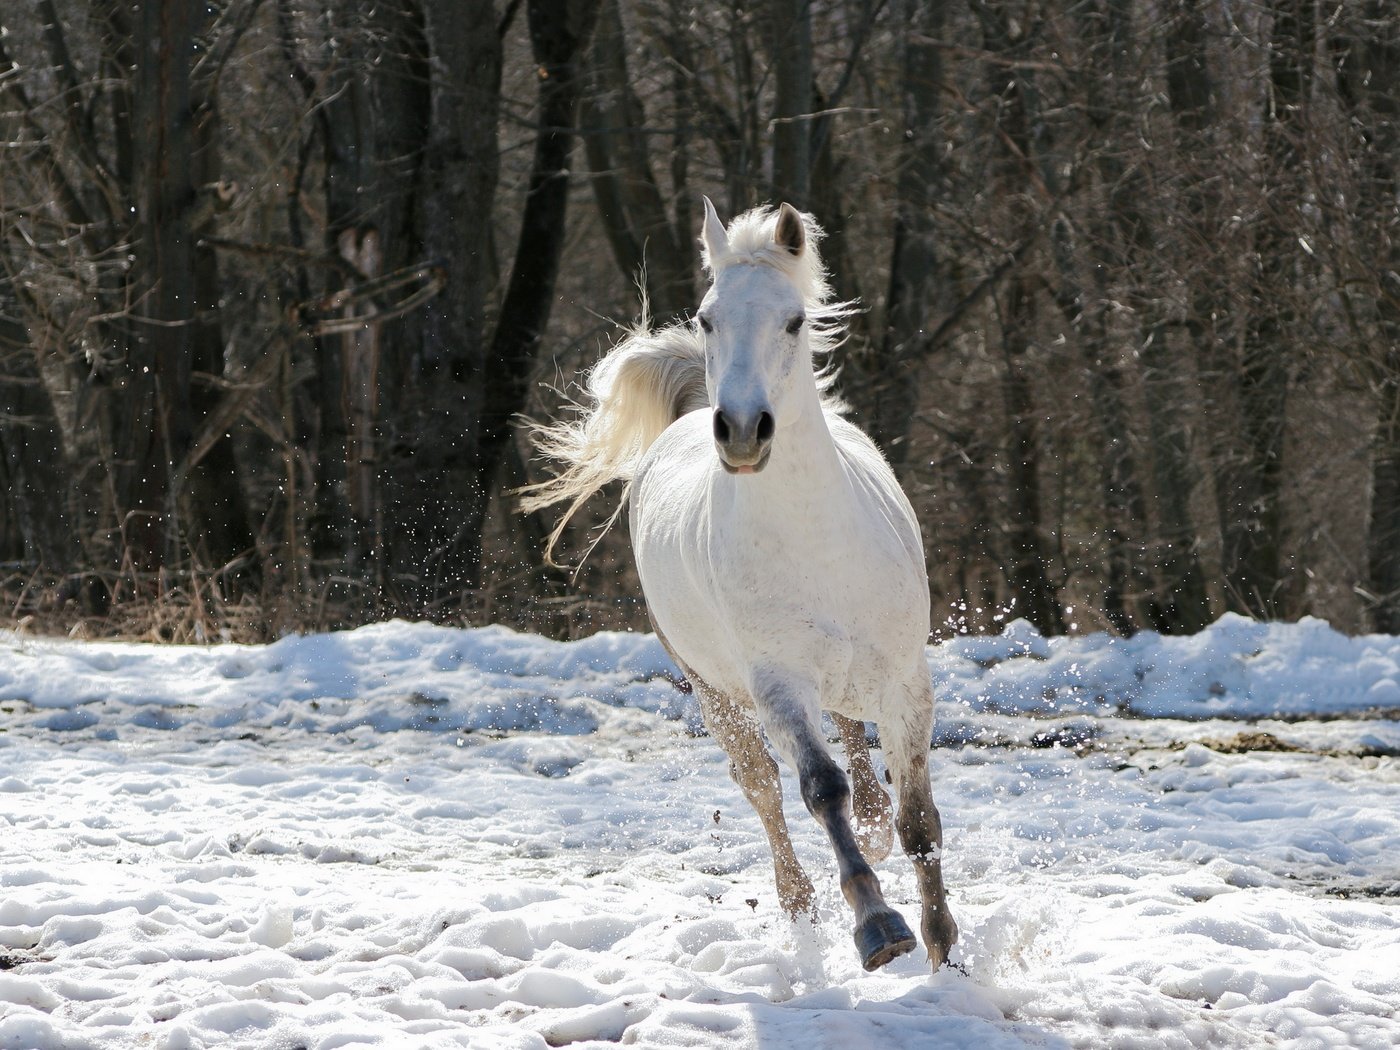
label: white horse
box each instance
[524,199,958,971]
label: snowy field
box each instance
[1,613,1398,1049]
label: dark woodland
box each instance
[0,0,1396,642]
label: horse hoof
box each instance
[854,908,917,971]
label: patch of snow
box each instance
[0,616,1397,1048]
[933,613,1400,719]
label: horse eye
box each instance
[697,315,713,334]
[786,315,804,335]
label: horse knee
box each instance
[799,757,850,819]
[729,746,777,783]
[896,800,943,859]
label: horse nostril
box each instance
[713,409,731,444]
[756,411,775,443]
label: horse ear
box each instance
[774,203,806,257]
[701,196,729,262]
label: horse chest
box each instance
[632,427,923,701]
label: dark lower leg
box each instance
[798,746,917,970]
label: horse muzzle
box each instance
[713,406,774,474]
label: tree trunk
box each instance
[977,7,1065,635]
[868,0,947,470]
[581,0,691,320]
[114,1,258,588]
[1072,0,1194,633]
[1001,279,1066,635]
[1151,0,1222,632]
[463,0,601,604]
[183,64,258,588]
[1333,3,1400,630]
[806,82,862,344]
[1140,323,1214,633]
[123,0,196,573]
[317,0,430,600]
[1217,0,1314,619]
[0,298,80,571]
[1369,373,1400,630]
[768,0,812,208]
[381,0,502,613]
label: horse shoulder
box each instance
[827,416,924,561]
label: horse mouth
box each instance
[718,447,771,475]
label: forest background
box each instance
[0,0,1396,644]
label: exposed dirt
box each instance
[1193,730,1303,754]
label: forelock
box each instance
[703,205,834,305]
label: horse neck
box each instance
[737,369,844,503]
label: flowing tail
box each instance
[519,317,709,561]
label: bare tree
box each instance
[1,1,258,594]
[870,0,950,471]
[581,0,692,320]
[0,0,1394,638]
[971,3,1065,635]
[1331,2,1400,630]
[769,0,813,207]
[1211,0,1316,618]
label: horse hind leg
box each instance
[880,686,959,969]
[691,678,816,919]
[833,713,893,863]
[761,689,916,971]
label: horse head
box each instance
[697,198,815,475]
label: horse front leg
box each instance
[833,712,893,863]
[880,682,959,969]
[759,685,917,971]
[691,679,816,919]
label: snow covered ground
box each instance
[1,614,1398,1049]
